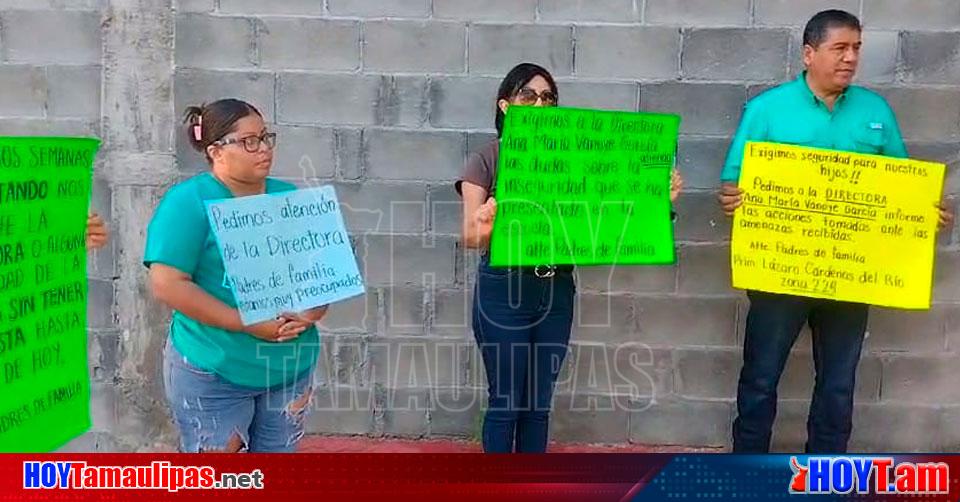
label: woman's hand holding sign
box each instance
[274,307,329,342]
[475,197,498,240]
[244,319,305,343]
[718,182,743,216]
[86,212,109,249]
[244,307,330,343]
[670,169,683,203]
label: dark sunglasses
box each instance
[514,87,558,105]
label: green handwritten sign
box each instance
[0,137,98,452]
[490,107,680,267]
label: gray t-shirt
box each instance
[455,139,499,197]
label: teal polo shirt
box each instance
[721,73,908,183]
[144,172,320,389]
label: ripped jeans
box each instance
[162,338,313,453]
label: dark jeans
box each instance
[733,291,869,453]
[472,258,575,453]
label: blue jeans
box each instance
[472,258,575,453]
[162,338,314,453]
[733,291,869,453]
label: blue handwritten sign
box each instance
[205,185,364,325]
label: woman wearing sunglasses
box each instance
[144,98,327,452]
[458,63,683,453]
[456,63,570,454]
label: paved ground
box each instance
[298,436,721,453]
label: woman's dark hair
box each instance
[183,98,262,162]
[495,63,558,137]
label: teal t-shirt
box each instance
[721,72,908,183]
[144,172,320,388]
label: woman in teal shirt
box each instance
[145,98,327,453]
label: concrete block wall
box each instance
[1,0,959,452]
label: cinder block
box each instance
[857,31,898,84]
[360,234,458,287]
[87,279,115,330]
[175,0,215,13]
[863,0,960,30]
[551,393,631,444]
[335,181,427,234]
[368,337,466,388]
[428,76,498,129]
[641,82,746,136]
[571,294,638,343]
[630,398,733,447]
[677,244,735,296]
[174,69,276,122]
[220,0,323,15]
[258,18,359,72]
[576,26,680,80]
[382,388,429,437]
[881,355,960,405]
[468,24,573,76]
[46,66,100,119]
[434,0,536,21]
[306,386,377,435]
[382,287,426,335]
[849,402,941,452]
[900,31,960,85]
[0,65,45,117]
[2,10,100,64]
[377,76,428,128]
[539,0,636,22]
[673,191,732,243]
[556,343,673,400]
[363,21,465,73]
[277,73,380,126]
[675,348,740,398]
[427,184,461,236]
[682,28,791,81]
[364,129,464,181]
[327,0,430,17]
[865,306,947,353]
[575,265,677,295]
[270,125,336,180]
[754,0,860,27]
[175,14,254,69]
[556,80,638,111]
[429,387,483,437]
[876,87,960,142]
[0,0,99,8]
[335,128,363,180]
[645,0,750,26]
[675,137,729,189]
[316,290,378,333]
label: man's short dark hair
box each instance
[803,9,862,48]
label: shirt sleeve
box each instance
[879,103,909,159]
[455,150,493,196]
[143,183,207,275]
[721,100,767,183]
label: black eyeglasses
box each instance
[215,132,277,153]
[514,88,558,106]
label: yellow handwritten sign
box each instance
[731,142,944,309]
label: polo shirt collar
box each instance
[797,71,850,109]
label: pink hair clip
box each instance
[193,115,203,141]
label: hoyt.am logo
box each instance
[789,456,949,495]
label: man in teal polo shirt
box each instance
[718,10,953,453]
